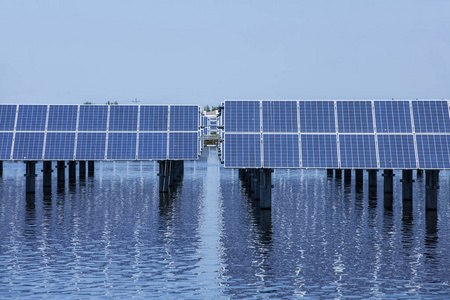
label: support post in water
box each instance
[253,169,261,200]
[335,169,342,179]
[344,169,351,182]
[158,160,170,193]
[88,161,95,176]
[42,161,53,190]
[79,161,86,178]
[25,161,37,194]
[368,169,377,188]
[260,169,273,209]
[0,160,3,177]
[327,169,333,177]
[68,161,76,182]
[382,169,394,194]
[57,161,66,182]
[355,169,364,185]
[401,170,414,201]
[425,170,439,211]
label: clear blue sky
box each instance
[1,0,449,107]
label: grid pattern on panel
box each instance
[109,106,139,131]
[170,106,198,131]
[139,106,168,131]
[416,135,450,169]
[262,101,298,133]
[224,134,261,168]
[224,101,260,133]
[339,135,377,168]
[78,106,109,131]
[138,133,167,160]
[47,105,78,131]
[44,133,76,160]
[0,105,17,131]
[375,101,412,133]
[12,132,45,160]
[169,132,198,160]
[337,101,373,133]
[378,135,416,169]
[299,101,335,133]
[16,105,47,131]
[107,133,137,159]
[76,133,107,160]
[0,133,13,159]
[412,101,450,133]
[263,134,299,168]
[301,135,338,168]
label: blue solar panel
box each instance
[299,101,335,133]
[263,134,299,168]
[78,105,109,131]
[13,132,45,160]
[224,134,261,168]
[0,133,13,159]
[262,101,298,133]
[374,101,412,133]
[47,105,78,131]
[169,132,198,160]
[138,133,167,160]
[44,133,76,160]
[377,135,416,169]
[109,106,139,131]
[416,135,450,169]
[16,105,47,131]
[301,134,338,168]
[76,133,106,160]
[170,106,198,131]
[225,101,260,133]
[337,101,373,133]
[107,133,137,160]
[0,105,17,131]
[139,106,168,131]
[339,135,377,168]
[412,100,450,133]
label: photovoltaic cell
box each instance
[224,101,260,133]
[16,105,47,131]
[339,135,377,168]
[12,132,45,160]
[416,135,450,169]
[374,101,412,133]
[76,133,106,160]
[263,134,299,168]
[262,101,298,132]
[299,101,335,133]
[44,133,76,160]
[169,132,198,160]
[109,106,138,131]
[301,134,338,168]
[378,135,416,169]
[139,106,168,131]
[138,133,168,160]
[337,101,373,133]
[0,105,17,131]
[224,134,261,168]
[78,105,109,131]
[170,106,198,131]
[0,133,13,159]
[47,105,78,131]
[107,133,137,160]
[412,100,450,133]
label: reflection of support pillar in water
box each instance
[425,170,439,211]
[42,161,53,193]
[355,169,363,185]
[260,209,272,231]
[79,161,86,179]
[368,170,377,188]
[57,161,65,182]
[344,169,351,182]
[260,169,272,209]
[426,210,438,235]
[327,169,333,177]
[25,161,37,194]
[384,193,393,211]
[68,161,76,182]
[335,169,342,179]
[88,161,95,176]
[401,170,413,201]
[382,169,394,194]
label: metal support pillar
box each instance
[425,170,439,211]
[260,169,272,209]
[68,161,76,181]
[401,170,413,201]
[417,169,423,177]
[355,169,363,185]
[368,170,377,188]
[253,169,261,200]
[250,170,256,196]
[327,169,333,177]
[79,161,86,178]
[42,161,53,189]
[25,161,37,194]
[158,161,170,193]
[335,169,342,179]
[344,169,351,182]
[88,161,95,176]
[0,161,3,177]
[57,161,66,182]
[382,169,394,194]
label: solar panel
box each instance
[170,106,199,131]
[12,132,45,160]
[337,101,373,133]
[109,106,138,131]
[224,133,261,168]
[412,100,450,133]
[224,101,260,133]
[0,132,13,159]
[169,132,198,160]
[374,101,412,133]
[416,135,450,169]
[47,105,78,131]
[139,106,168,131]
[107,133,137,160]
[377,135,416,169]
[339,135,377,168]
[262,101,298,133]
[78,105,109,131]
[16,105,47,131]
[263,134,299,168]
[44,133,76,160]
[75,133,107,160]
[0,105,17,131]
[299,101,335,133]
[138,133,167,160]
[301,134,338,168]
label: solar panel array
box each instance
[223,100,450,169]
[0,104,200,161]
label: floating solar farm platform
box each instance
[222,100,450,170]
[0,104,201,161]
